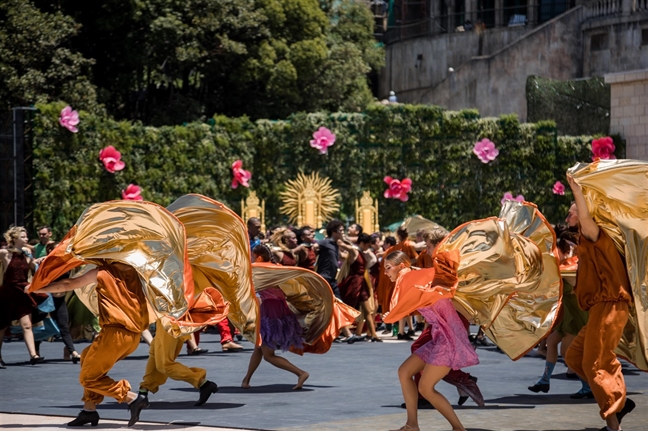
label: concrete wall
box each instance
[606,69,648,160]
[381,26,532,101]
[417,7,584,120]
[583,16,648,76]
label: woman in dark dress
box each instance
[0,226,46,367]
[338,233,381,343]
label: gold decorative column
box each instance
[241,191,266,233]
[355,191,380,234]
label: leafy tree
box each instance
[47,0,383,124]
[0,0,97,111]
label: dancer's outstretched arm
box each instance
[28,268,98,294]
[566,174,599,242]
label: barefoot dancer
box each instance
[242,244,309,390]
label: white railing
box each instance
[583,0,623,18]
[636,0,648,12]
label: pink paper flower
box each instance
[59,105,79,133]
[310,127,336,154]
[122,184,143,201]
[231,160,251,189]
[384,176,412,202]
[591,137,616,161]
[99,146,126,173]
[501,192,525,205]
[473,138,499,164]
[552,181,565,195]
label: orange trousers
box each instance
[140,320,206,393]
[565,301,629,419]
[79,326,140,404]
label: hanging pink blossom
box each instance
[310,127,336,154]
[59,105,79,133]
[501,192,525,205]
[473,138,499,163]
[99,146,126,173]
[591,137,616,160]
[384,176,412,202]
[231,160,251,189]
[122,184,143,201]
[552,181,565,195]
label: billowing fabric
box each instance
[252,263,334,346]
[437,201,562,360]
[568,159,648,371]
[384,251,460,324]
[166,194,259,343]
[414,299,480,369]
[297,298,360,354]
[29,201,194,330]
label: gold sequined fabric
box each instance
[438,201,561,360]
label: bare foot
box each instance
[293,372,309,390]
[241,380,251,389]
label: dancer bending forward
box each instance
[241,244,309,390]
[384,250,478,431]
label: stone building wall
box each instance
[607,69,648,160]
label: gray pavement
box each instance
[0,328,646,431]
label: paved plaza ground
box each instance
[0,329,646,431]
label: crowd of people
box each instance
[0,168,641,431]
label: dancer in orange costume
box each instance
[33,263,151,427]
[564,174,635,431]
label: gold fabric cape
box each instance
[29,201,194,331]
[437,201,562,360]
[568,159,648,370]
[166,194,261,344]
[252,263,334,346]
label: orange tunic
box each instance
[574,229,632,310]
[415,249,433,269]
[376,241,419,313]
[96,263,149,333]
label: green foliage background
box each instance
[526,76,611,136]
[34,103,619,237]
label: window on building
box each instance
[591,33,609,51]
[642,28,648,46]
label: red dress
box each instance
[338,251,370,309]
[298,246,316,271]
[280,252,297,266]
[0,252,45,328]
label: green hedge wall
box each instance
[33,103,616,237]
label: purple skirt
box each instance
[260,298,304,351]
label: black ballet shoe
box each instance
[527,383,549,393]
[570,389,594,399]
[30,355,45,365]
[457,394,469,406]
[195,380,218,406]
[188,347,209,356]
[72,355,80,365]
[67,410,99,427]
[617,398,635,424]
[127,394,150,427]
[370,337,383,342]
[397,333,413,341]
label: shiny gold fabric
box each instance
[437,201,561,360]
[568,159,648,371]
[166,194,260,344]
[30,201,194,328]
[252,263,334,345]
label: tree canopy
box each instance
[6,0,383,124]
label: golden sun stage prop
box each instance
[241,191,266,233]
[280,172,340,227]
[355,191,380,234]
